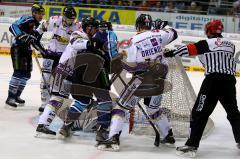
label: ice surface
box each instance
[0,56,239,159]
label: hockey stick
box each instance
[33,51,51,95]
[116,74,160,147]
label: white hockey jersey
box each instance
[126,29,177,65]
[38,16,81,56]
[51,30,89,96]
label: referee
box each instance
[164,20,240,157]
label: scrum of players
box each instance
[6,3,179,152]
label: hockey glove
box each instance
[163,49,175,58]
[86,38,102,51]
[17,34,37,45]
[31,42,48,58]
[153,19,168,30]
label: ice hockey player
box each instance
[59,19,119,143]
[97,14,178,151]
[164,20,240,157]
[35,17,107,138]
[37,6,80,113]
[6,4,46,108]
[69,20,118,133]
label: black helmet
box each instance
[81,17,99,32]
[135,14,152,30]
[63,6,77,19]
[31,4,45,13]
[99,20,112,31]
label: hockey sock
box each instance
[64,100,89,125]
[96,101,112,129]
[109,108,125,138]
[16,76,30,97]
[38,105,56,126]
[156,115,171,138]
[8,76,20,99]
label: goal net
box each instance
[125,57,214,139]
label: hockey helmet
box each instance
[99,20,112,31]
[62,6,77,26]
[31,4,45,13]
[135,14,152,31]
[205,20,224,34]
[81,17,99,33]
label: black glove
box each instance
[153,19,168,30]
[31,42,48,58]
[16,34,37,45]
[86,38,103,51]
[163,49,175,58]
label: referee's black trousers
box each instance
[185,73,240,148]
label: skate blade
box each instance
[17,103,25,107]
[161,142,176,148]
[176,150,196,158]
[34,132,56,139]
[56,131,73,140]
[4,104,17,110]
[56,133,69,140]
[97,144,120,152]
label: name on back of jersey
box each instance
[141,45,161,57]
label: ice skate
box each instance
[160,129,175,147]
[35,124,56,139]
[15,96,25,104]
[38,105,45,113]
[59,123,73,138]
[5,98,17,109]
[96,127,120,152]
[176,145,197,158]
[97,134,120,152]
[15,96,25,106]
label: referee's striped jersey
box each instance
[170,37,236,75]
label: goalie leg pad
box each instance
[41,58,54,106]
[117,78,142,110]
[42,58,54,73]
[145,96,163,120]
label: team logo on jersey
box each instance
[215,38,222,46]
[43,60,52,68]
[150,38,158,47]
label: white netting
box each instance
[128,57,214,138]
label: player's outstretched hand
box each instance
[163,49,176,58]
[153,19,168,30]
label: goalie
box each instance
[97,14,178,151]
